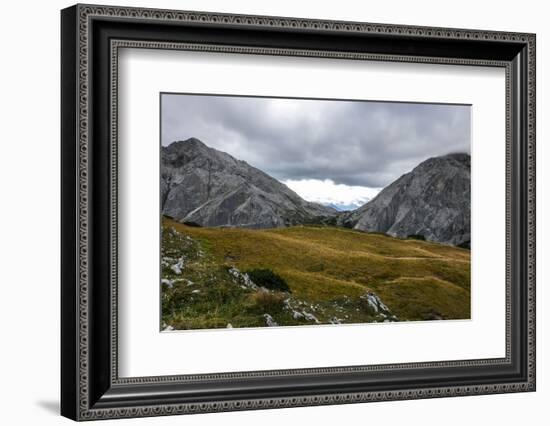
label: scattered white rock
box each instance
[302,311,320,323]
[228,267,258,289]
[263,313,279,327]
[364,295,379,313]
[228,267,240,279]
[241,273,254,287]
[191,289,201,294]
[161,256,175,267]
[161,278,174,288]
[360,292,391,314]
[292,311,304,320]
[283,299,302,319]
[227,323,233,328]
[171,257,185,274]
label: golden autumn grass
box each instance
[161,217,470,329]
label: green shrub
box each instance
[341,220,354,229]
[407,234,426,241]
[456,240,471,250]
[245,268,291,292]
[182,221,202,227]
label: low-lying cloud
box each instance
[283,179,381,211]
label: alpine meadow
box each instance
[160,94,471,331]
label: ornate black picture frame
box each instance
[61,4,536,421]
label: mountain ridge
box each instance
[161,138,470,246]
[161,138,336,228]
[338,153,470,246]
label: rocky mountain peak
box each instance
[161,138,336,228]
[416,152,470,171]
[338,153,471,246]
[163,137,208,155]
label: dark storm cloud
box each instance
[161,93,470,187]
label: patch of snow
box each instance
[163,325,174,331]
[227,323,233,328]
[191,289,201,294]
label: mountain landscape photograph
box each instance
[160,93,471,331]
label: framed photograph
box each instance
[61,4,536,421]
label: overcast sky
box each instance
[161,93,470,210]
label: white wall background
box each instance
[0,0,546,424]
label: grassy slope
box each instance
[162,217,470,330]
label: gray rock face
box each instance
[338,153,470,246]
[161,138,336,228]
